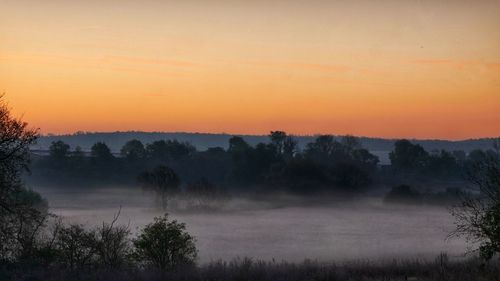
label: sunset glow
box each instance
[1,0,499,139]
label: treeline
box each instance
[30,132,381,194]
[29,132,500,195]
[389,139,499,179]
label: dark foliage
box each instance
[133,214,197,270]
[451,149,500,260]
[28,134,494,198]
[0,95,48,262]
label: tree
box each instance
[352,148,380,168]
[146,140,170,161]
[0,188,49,261]
[283,157,328,193]
[146,140,195,162]
[451,144,500,260]
[0,95,48,261]
[91,142,114,161]
[306,135,335,155]
[340,135,362,155]
[282,136,298,160]
[331,162,372,190]
[389,139,429,171]
[468,149,488,163]
[228,136,250,155]
[164,140,195,160]
[304,135,354,165]
[452,150,467,165]
[133,214,196,270]
[269,131,287,155]
[137,166,181,209]
[120,139,145,161]
[0,95,38,207]
[426,150,460,178]
[49,140,70,161]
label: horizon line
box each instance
[39,130,500,143]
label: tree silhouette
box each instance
[283,136,298,160]
[269,131,287,155]
[340,135,362,155]
[91,142,114,161]
[146,140,195,161]
[305,135,336,163]
[389,139,429,171]
[228,136,250,154]
[49,140,70,162]
[0,94,48,260]
[137,166,180,209]
[121,139,146,161]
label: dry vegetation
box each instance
[3,255,499,281]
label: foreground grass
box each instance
[3,255,500,281]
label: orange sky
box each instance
[1,0,499,140]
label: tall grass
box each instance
[4,254,500,281]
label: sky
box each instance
[1,0,499,140]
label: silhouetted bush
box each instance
[53,223,97,270]
[133,214,197,270]
[94,214,132,269]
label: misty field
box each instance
[36,186,469,264]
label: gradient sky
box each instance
[1,0,499,139]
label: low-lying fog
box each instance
[34,186,469,264]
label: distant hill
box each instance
[33,132,498,165]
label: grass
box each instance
[4,254,500,281]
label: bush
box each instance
[133,214,197,270]
[94,214,132,269]
[53,223,97,270]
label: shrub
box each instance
[53,223,97,270]
[94,214,132,269]
[133,214,197,271]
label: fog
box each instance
[35,186,469,264]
